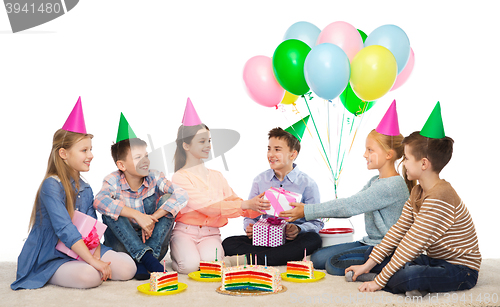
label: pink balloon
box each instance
[316,21,363,62]
[391,47,415,91]
[243,55,285,108]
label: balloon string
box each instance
[347,102,368,155]
[303,95,335,186]
[339,101,370,179]
[337,115,354,180]
[334,110,345,198]
[288,103,331,173]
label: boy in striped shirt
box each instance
[346,103,481,296]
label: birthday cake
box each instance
[222,265,282,292]
[200,260,226,278]
[286,260,314,279]
[149,272,178,292]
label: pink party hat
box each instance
[375,100,400,136]
[182,97,202,126]
[62,97,87,134]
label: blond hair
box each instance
[368,129,416,193]
[29,129,93,231]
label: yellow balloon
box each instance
[350,45,397,101]
[280,91,299,105]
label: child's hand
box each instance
[285,223,300,240]
[345,258,377,281]
[246,223,254,239]
[358,281,382,292]
[279,202,305,222]
[135,212,159,238]
[242,192,271,213]
[90,258,112,281]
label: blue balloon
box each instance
[304,43,350,100]
[365,24,410,74]
[283,21,321,49]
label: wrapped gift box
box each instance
[55,210,107,260]
[252,217,287,247]
[263,187,302,218]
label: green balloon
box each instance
[272,39,311,96]
[340,83,376,116]
[358,29,367,43]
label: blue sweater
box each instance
[304,175,409,246]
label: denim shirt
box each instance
[243,164,324,233]
[11,175,110,290]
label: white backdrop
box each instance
[1,0,498,262]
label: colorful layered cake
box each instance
[222,265,282,292]
[150,272,178,292]
[200,260,226,278]
[286,260,314,279]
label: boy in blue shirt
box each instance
[223,119,323,266]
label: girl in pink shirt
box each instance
[170,124,268,273]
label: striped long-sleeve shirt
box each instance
[369,180,481,288]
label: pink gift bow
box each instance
[264,217,286,246]
[76,220,100,260]
[265,187,299,217]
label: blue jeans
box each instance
[362,246,479,294]
[381,254,479,294]
[102,194,174,262]
[311,241,370,274]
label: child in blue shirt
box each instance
[222,127,324,266]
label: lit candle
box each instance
[250,253,252,266]
[265,255,267,268]
[255,254,257,266]
[304,248,307,261]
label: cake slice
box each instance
[199,260,226,278]
[150,272,178,292]
[222,265,282,292]
[286,260,314,279]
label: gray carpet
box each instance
[2,258,499,307]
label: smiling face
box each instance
[61,137,93,173]
[363,136,389,170]
[119,145,150,177]
[403,144,423,181]
[183,127,211,160]
[267,137,297,173]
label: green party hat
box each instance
[420,102,445,139]
[285,115,309,142]
[116,113,137,143]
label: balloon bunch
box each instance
[243,21,415,197]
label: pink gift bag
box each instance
[55,210,107,260]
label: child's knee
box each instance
[173,258,199,274]
[77,266,103,288]
[115,255,137,280]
